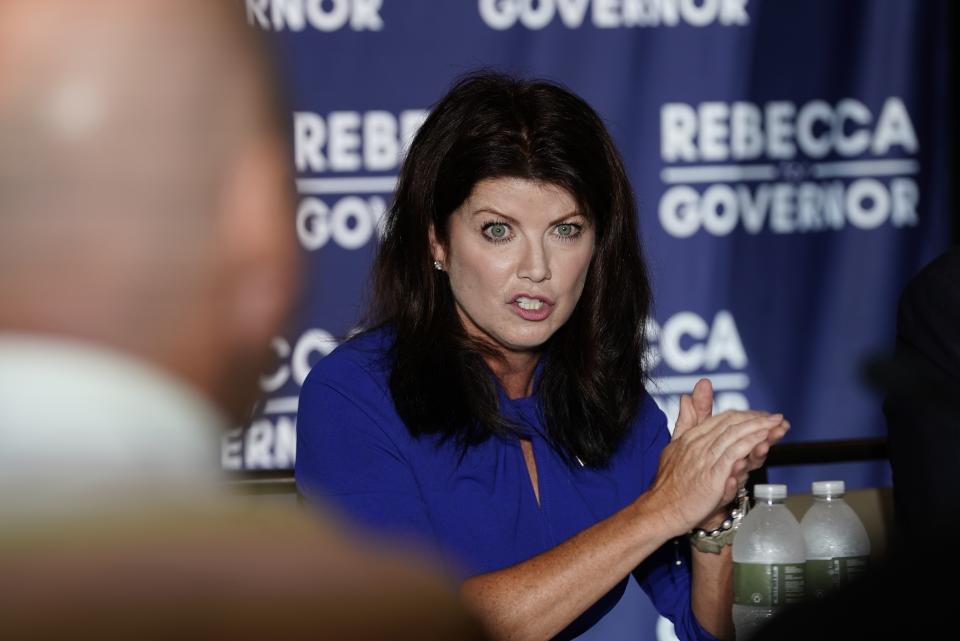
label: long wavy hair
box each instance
[367,72,653,467]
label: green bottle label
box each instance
[805,556,870,600]
[734,562,806,607]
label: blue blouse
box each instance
[296,329,718,641]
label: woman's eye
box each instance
[555,223,581,239]
[483,222,511,241]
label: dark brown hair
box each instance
[368,72,653,467]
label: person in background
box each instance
[296,72,791,641]
[884,246,960,543]
[750,247,960,640]
[0,2,485,639]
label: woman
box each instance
[296,72,789,641]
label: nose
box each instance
[517,237,551,282]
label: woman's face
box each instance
[431,176,595,356]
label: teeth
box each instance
[516,297,543,311]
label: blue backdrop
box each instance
[227,1,953,637]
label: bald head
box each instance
[0,0,299,420]
[0,0,282,211]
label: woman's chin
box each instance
[496,330,556,354]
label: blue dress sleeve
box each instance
[631,402,721,641]
[295,363,437,545]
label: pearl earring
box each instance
[433,260,443,271]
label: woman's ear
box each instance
[428,222,445,268]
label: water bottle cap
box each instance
[754,484,787,499]
[811,480,845,496]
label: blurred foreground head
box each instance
[0,4,488,640]
[0,0,299,423]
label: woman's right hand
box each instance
[642,380,789,535]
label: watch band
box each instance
[688,487,750,554]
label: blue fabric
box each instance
[296,328,718,641]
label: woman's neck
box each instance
[487,351,539,400]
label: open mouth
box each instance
[510,294,554,321]
[515,296,545,311]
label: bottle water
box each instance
[732,484,806,641]
[800,480,871,600]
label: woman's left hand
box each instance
[679,378,790,529]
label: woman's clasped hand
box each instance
[647,378,790,534]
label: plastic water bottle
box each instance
[732,484,806,641]
[800,480,871,600]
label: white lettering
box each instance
[258,329,341,394]
[716,391,749,411]
[593,0,621,28]
[351,0,384,30]
[890,178,919,226]
[480,0,749,29]
[659,186,700,238]
[698,102,730,161]
[796,100,832,158]
[558,0,591,27]
[306,0,351,31]
[796,183,824,231]
[297,196,387,250]
[292,329,339,385]
[330,196,374,249]
[680,0,717,27]
[295,110,428,173]
[644,317,662,370]
[294,112,326,172]
[297,198,331,249]
[661,103,698,162]
[730,102,763,160]
[523,0,557,29]
[660,312,708,374]
[328,111,361,171]
[652,310,747,373]
[363,111,399,171]
[765,102,795,159]
[246,0,383,31]
[221,428,243,470]
[658,0,681,25]
[737,184,769,233]
[769,183,795,233]
[845,178,890,230]
[823,181,845,229]
[244,416,297,469]
[272,0,306,30]
[719,0,748,25]
[700,184,738,235]
[834,99,871,156]
[659,178,919,237]
[704,311,747,370]
[247,0,270,28]
[624,0,667,26]
[872,97,919,155]
[479,0,519,30]
[660,97,918,162]
[274,416,297,468]
[260,337,292,393]
[245,419,275,469]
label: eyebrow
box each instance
[469,207,586,227]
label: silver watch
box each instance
[687,488,750,554]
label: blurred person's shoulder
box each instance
[901,245,960,309]
[0,498,487,641]
[897,246,960,379]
